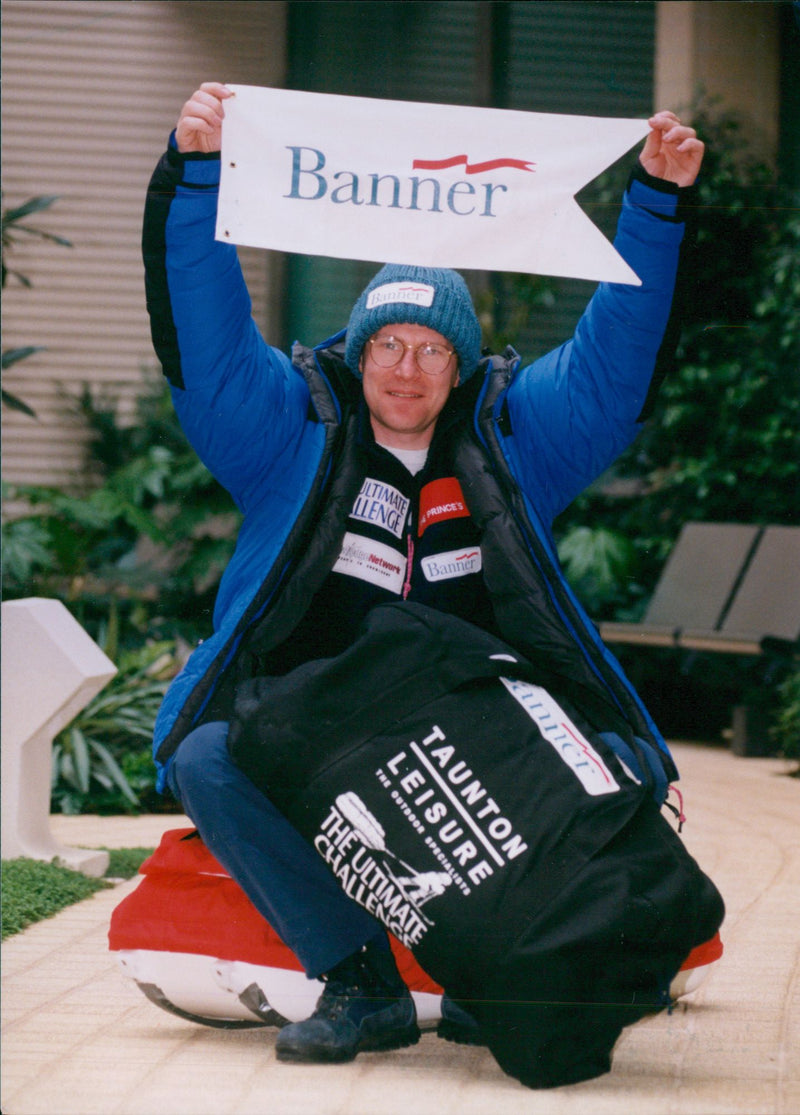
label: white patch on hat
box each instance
[366,282,435,310]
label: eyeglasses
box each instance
[366,335,455,376]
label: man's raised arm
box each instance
[143,83,308,506]
[175,81,233,154]
[639,110,704,187]
[504,111,705,521]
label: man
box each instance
[143,83,706,1066]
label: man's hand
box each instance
[640,111,704,187]
[175,82,233,154]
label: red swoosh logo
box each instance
[561,721,613,783]
[412,155,536,175]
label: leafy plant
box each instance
[1,517,55,583]
[117,749,173,813]
[476,271,557,355]
[1,192,72,417]
[550,102,799,743]
[103,847,155,880]
[1,847,153,939]
[556,526,637,616]
[2,374,239,815]
[3,376,240,649]
[623,105,795,533]
[770,666,800,769]
[1,858,110,939]
[51,638,177,815]
[558,103,798,576]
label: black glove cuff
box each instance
[628,160,681,196]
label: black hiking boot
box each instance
[275,942,420,1063]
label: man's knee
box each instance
[170,720,231,801]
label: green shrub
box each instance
[2,376,240,651]
[770,667,800,767]
[4,376,216,814]
[1,858,110,939]
[1,848,153,939]
[103,847,154,879]
[1,192,72,417]
[556,525,638,617]
[557,103,797,566]
[552,103,799,745]
[51,638,177,815]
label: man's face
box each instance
[359,323,459,450]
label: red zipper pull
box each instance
[403,514,414,599]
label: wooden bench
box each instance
[600,523,800,656]
[677,526,800,656]
[598,523,800,753]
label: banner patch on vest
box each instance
[499,677,620,795]
[333,532,407,593]
[422,547,482,582]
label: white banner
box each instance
[217,85,650,285]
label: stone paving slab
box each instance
[2,743,799,1115]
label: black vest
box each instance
[189,343,677,796]
[247,398,500,677]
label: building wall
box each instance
[655,0,782,161]
[283,0,658,360]
[2,0,786,496]
[1,0,286,492]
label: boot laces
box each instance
[316,949,397,1019]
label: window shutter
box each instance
[284,1,655,358]
[496,2,655,358]
[284,1,483,348]
[1,0,283,492]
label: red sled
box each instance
[108,827,723,1030]
[109,827,443,1028]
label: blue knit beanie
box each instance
[345,264,482,383]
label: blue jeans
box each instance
[167,720,387,978]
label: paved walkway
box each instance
[2,743,799,1115]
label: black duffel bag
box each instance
[228,602,724,1088]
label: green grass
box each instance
[1,847,153,940]
[104,847,154,880]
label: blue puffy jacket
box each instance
[143,140,686,795]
